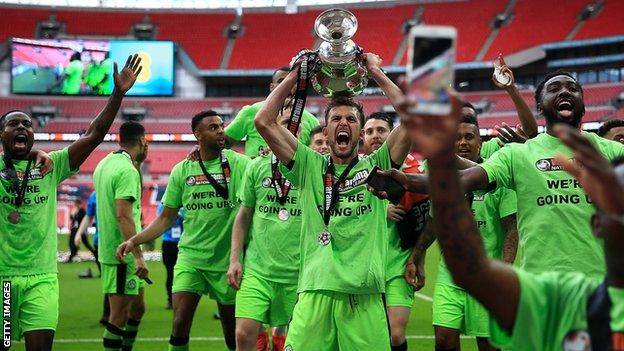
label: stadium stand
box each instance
[3,1,624,69]
[348,4,417,63]
[483,0,590,60]
[406,0,507,63]
[574,0,624,40]
[228,11,318,69]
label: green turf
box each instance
[10,236,479,350]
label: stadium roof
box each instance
[0,0,409,10]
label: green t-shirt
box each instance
[480,132,624,280]
[85,63,97,87]
[225,101,320,157]
[437,187,517,287]
[489,269,623,350]
[237,153,302,284]
[62,60,84,95]
[480,138,502,159]
[161,149,250,272]
[280,141,393,294]
[96,59,112,95]
[0,148,75,276]
[93,152,142,265]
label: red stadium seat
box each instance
[228,11,319,69]
[483,0,590,61]
[401,0,507,63]
[574,0,624,40]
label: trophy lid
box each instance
[314,8,358,44]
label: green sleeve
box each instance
[367,142,392,170]
[225,105,257,142]
[481,138,503,159]
[101,59,112,74]
[299,111,321,146]
[162,163,184,209]
[498,188,517,218]
[230,152,251,202]
[279,140,322,188]
[113,165,140,202]
[238,157,259,208]
[606,137,624,160]
[65,62,77,76]
[489,269,596,349]
[50,147,78,184]
[479,145,515,190]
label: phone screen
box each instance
[407,28,455,115]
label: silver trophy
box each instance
[311,8,368,97]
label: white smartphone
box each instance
[407,25,457,115]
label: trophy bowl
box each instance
[311,8,368,97]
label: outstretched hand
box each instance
[554,124,624,216]
[113,54,143,95]
[367,168,409,200]
[492,54,515,90]
[495,123,529,144]
[397,92,463,160]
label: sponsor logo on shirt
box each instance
[535,158,566,172]
[473,194,485,201]
[260,177,298,190]
[562,330,591,351]
[185,174,225,186]
[284,345,293,351]
[338,169,369,191]
[0,168,43,181]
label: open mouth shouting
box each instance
[556,99,574,119]
[13,133,29,150]
[336,130,351,148]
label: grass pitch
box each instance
[9,236,480,350]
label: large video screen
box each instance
[11,38,174,96]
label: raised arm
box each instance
[366,53,411,165]
[227,205,254,290]
[254,69,299,165]
[492,56,538,138]
[67,54,142,170]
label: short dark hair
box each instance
[366,112,394,130]
[273,66,290,76]
[534,71,582,107]
[309,125,323,138]
[324,95,365,128]
[0,110,31,130]
[461,102,479,128]
[191,110,219,132]
[119,121,145,146]
[70,51,82,62]
[462,102,476,112]
[598,119,624,137]
[461,114,479,128]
